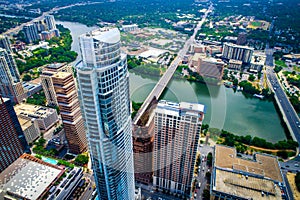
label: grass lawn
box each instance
[250,21,263,27]
[275,60,288,68]
[293,66,300,72]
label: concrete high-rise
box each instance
[52,72,87,154]
[0,35,13,53]
[153,100,204,198]
[23,24,39,43]
[76,28,135,199]
[222,43,254,63]
[40,63,72,106]
[0,96,27,172]
[45,15,57,30]
[0,48,25,103]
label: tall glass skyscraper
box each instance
[76,28,135,200]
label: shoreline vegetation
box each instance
[16,25,77,76]
[204,127,298,159]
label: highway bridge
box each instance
[265,48,300,146]
[133,5,213,124]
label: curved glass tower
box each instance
[76,28,135,200]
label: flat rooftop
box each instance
[18,116,33,130]
[0,154,63,200]
[229,59,243,64]
[156,100,205,117]
[215,145,283,183]
[14,103,56,119]
[214,169,282,200]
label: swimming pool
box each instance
[42,157,58,165]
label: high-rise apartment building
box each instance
[23,24,40,43]
[40,63,72,106]
[0,96,27,172]
[0,48,25,103]
[222,43,254,63]
[0,35,13,53]
[153,100,204,198]
[132,98,157,185]
[45,15,57,30]
[76,28,135,199]
[52,72,87,154]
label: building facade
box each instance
[76,28,135,199]
[0,97,26,172]
[45,15,57,30]
[40,63,72,106]
[18,116,40,144]
[0,35,13,53]
[14,103,59,132]
[153,100,204,198]
[0,48,26,103]
[23,24,40,43]
[52,72,88,154]
[222,43,254,63]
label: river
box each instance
[57,21,287,143]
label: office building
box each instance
[222,43,254,63]
[18,116,40,144]
[33,20,47,32]
[40,63,72,106]
[122,24,139,32]
[197,57,225,80]
[52,72,87,154]
[0,35,12,52]
[0,48,26,103]
[250,52,266,73]
[14,103,59,132]
[0,154,65,200]
[77,28,135,199]
[40,29,60,40]
[0,97,26,172]
[45,15,57,30]
[153,100,204,198]
[132,98,157,185]
[237,32,247,45]
[228,59,243,71]
[23,24,40,43]
[211,145,286,200]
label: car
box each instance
[296,121,299,124]
[286,165,290,168]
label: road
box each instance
[195,145,213,200]
[133,4,213,124]
[4,2,103,36]
[265,48,300,146]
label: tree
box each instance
[274,65,282,73]
[23,74,32,81]
[207,152,213,166]
[248,74,256,81]
[75,154,89,165]
[203,189,210,199]
[233,78,239,86]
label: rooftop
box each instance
[224,42,254,50]
[229,59,243,64]
[214,145,283,183]
[214,169,282,200]
[156,100,205,117]
[80,28,120,44]
[14,103,57,119]
[0,154,63,200]
[18,116,33,130]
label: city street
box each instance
[195,145,213,200]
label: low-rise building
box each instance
[250,52,266,73]
[228,59,243,70]
[0,154,65,200]
[210,145,286,200]
[14,103,59,131]
[22,82,42,97]
[122,24,139,32]
[18,116,40,144]
[197,57,225,80]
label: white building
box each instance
[222,43,254,63]
[76,28,135,199]
[122,24,139,32]
[153,100,205,198]
[18,116,40,144]
[14,103,59,131]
